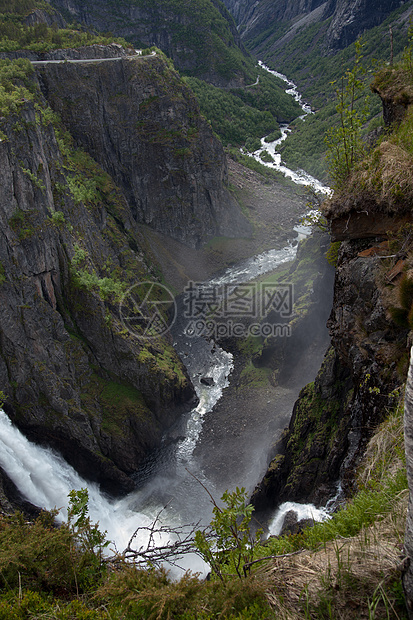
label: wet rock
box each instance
[279,510,314,536]
[200,377,215,386]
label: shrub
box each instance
[49,210,66,228]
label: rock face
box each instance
[50,0,250,86]
[323,0,404,50]
[0,52,244,495]
[228,0,409,59]
[222,0,325,28]
[35,54,249,248]
[251,236,407,516]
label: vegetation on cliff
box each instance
[323,41,413,217]
[0,0,131,52]
[0,57,34,119]
[50,0,255,85]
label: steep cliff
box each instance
[49,0,253,86]
[323,0,405,50]
[34,53,250,248]
[0,53,246,495]
[251,63,413,517]
[223,0,324,26]
[252,239,406,513]
[232,0,412,69]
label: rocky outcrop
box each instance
[324,0,405,50]
[252,235,407,516]
[329,211,412,242]
[0,64,202,495]
[227,0,328,51]
[325,70,413,242]
[371,67,413,128]
[23,6,66,29]
[35,53,250,248]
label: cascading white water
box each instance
[267,501,330,537]
[207,245,297,287]
[0,409,154,552]
[0,67,335,568]
[247,61,331,196]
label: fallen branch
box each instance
[106,504,212,572]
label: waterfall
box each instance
[0,409,157,552]
[0,67,334,567]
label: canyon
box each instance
[0,0,413,615]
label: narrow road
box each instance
[246,75,259,87]
[30,51,156,66]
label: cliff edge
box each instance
[0,49,249,497]
[251,63,413,519]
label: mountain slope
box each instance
[231,0,410,58]
[50,0,255,86]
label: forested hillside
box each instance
[221,0,413,181]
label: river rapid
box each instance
[252,61,331,197]
[0,66,333,572]
[0,242,307,573]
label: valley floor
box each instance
[144,156,308,292]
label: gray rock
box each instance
[35,54,251,248]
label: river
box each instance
[0,241,313,573]
[0,65,333,572]
[251,61,331,197]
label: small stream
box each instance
[249,62,331,196]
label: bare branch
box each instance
[106,520,213,572]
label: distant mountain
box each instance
[224,0,410,60]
